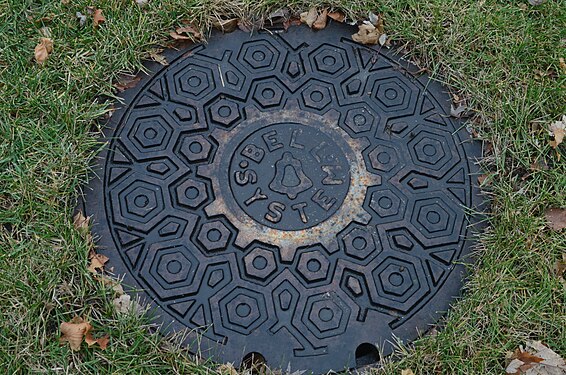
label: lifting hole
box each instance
[355,343,380,367]
[241,352,266,374]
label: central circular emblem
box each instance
[229,123,350,231]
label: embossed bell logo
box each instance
[270,152,313,199]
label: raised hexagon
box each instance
[369,254,430,313]
[297,250,330,283]
[367,76,419,116]
[367,144,399,173]
[145,245,200,292]
[116,179,164,225]
[175,178,208,209]
[368,188,403,218]
[207,97,242,128]
[171,62,215,101]
[302,293,351,339]
[219,287,268,334]
[243,246,277,281]
[238,40,281,73]
[252,79,285,108]
[197,220,231,252]
[127,113,173,155]
[342,226,376,261]
[310,44,350,76]
[413,196,458,239]
[178,134,212,163]
[343,106,380,134]
[301,81,334,111]
[408,130,459,173]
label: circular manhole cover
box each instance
[83,22,482,373]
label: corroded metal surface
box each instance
[83,22,482,373]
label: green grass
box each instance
[0,0,564,373]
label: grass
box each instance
[0,0,564,373]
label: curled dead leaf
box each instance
[506,341,566,374]
[327,11,345,23]
[312,9,328,30]
[93,9,105,27]
[548,115,565,149]
[170,24,202,41]
[212,18,239,33]
[85,332,110,350]
[73,211,90,232]
[450,103,468,118]
[545,208,566,231]
[88,253,109,274]
[559,58,566,75]
[401,370,415,375]
[149,49,168,66]
[113,294,144,316]
[300,7,318,28]
[34,37,53,65]
[60,317,92,351]
[114,74,141,92]
[352,24,380,45]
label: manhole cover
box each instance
[83,22,482,373]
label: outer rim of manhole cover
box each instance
[79,22,484,373]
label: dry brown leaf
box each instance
[114,74,141,92]
[212,18,239,33]
[88,253,109,274]
[312,9,328,30]
[506,341,566,374]
[555,253,566,280]
[559,58,566,75]
[401,370,415,375]
[477,174,489,186]
[283,17,302,31]
[113,294,144,315]
[60,317,92,351]
[73,211,90,231]
[149,49,168,66]
[217,363,239,375]
[85,332,109,350]
[352,23,380,45]
[545,208,566,231]
[172,25,202,41]
[34,37,53,65]
[548,115,565,149]
[300,7,318,28]
[327,11,345,22]
[93,9,105,27]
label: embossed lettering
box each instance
[290,129,305,149]
[311,189,336,211]
[265,201,285,223]
[321,165,344,185]
[241,144,265,163]
[291,202,308,223]
[310,141,329,163]
[244,187,267,206]
[234,169,257,185]
[262,130,283,152]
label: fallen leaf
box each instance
[352,23,380,45]
[312,9,328,30]
[60,317,92,351]
[378,33,388,46]
[545,208,566,231]
[506,341,566,374]
[368,12,379,26]
[283,17,302,31]
[212,18,239,33]
[300,7,318,28]
[88,253,109,274]
[451,103,468,118]
[85,332,110,350]
[170,24,202,41]
[149,49,168,66]
[34,37,53,65]
[559,58,566,75]
[548,115,565,149]
[95,274,124,294]
[136,0,149,7]
[528,0,547,5]
[401,370,415,375]
[113,294,144,315]
[327,11,345,22]
[266,8,290,25]
[114,74,141,91]
[217,363,239,375]
[555,254,566,281]
[93,9,105,27]
[73,211,90,232]
[76,11,87,26]
[477,174,489,186]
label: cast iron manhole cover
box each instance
[83,22,482,372]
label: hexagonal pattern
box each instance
[170,62,216,101]
[197,220,231,252]
[243,246,277,281]
[301,81,334,111]
[297,250,330,283]
[367,144,400,173]
[310,44,350,76]
[301,293,351,339]
[343,106,379,134]
[175,178,208,209]
[178,135,212,163]
[342,226,376,260]
[219,287,268,334]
